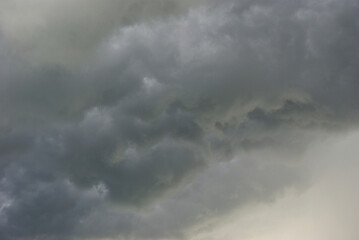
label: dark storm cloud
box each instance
[0,131,34,158]
[70,152,309,240]
[0,0,359,239]
[62,133,204,205]
[0,133,106,240]
[0,179,99,240]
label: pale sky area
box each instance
[0,0,358,240]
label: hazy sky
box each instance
[0,0,358,239]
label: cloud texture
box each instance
[0,0,358,239]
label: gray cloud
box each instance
[0,134,106,240]
[0,0,359,239]
[0,0,207,66]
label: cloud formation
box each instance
[0,0,206,66]
[0,0,358,239]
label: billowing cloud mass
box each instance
[0,0,358,239]
[0,0,206,66]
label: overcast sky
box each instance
[0,0,358,239]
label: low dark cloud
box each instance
[0,0,358,239]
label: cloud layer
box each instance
[0,0,358,239]
[0,0,206,66]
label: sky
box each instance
[0,0,358,239]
